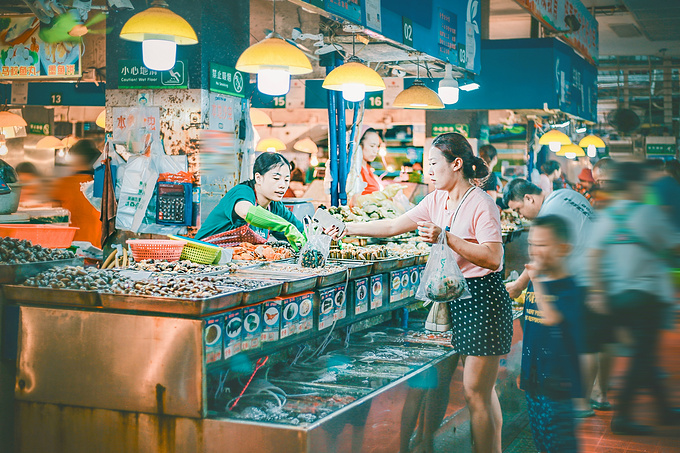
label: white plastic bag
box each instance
[416,227,471,303]
[115,137,159,232]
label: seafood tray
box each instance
[232,281,283,306]
[252,263,348,288]
[404,331,453,348]
[2,285,100,307]
[0,257,84,284]
[99,289,243,316]
[327,260,372,280]
[232,271,318,295]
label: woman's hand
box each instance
[417,221,442,243]
[324,225,345,241]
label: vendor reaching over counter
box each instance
[196,152,306,251]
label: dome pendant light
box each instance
[393,57,444,109]
[236,0,312,96]
[538,129,571,152]
[438,63,459,104]
[120,0,198,72]
[322,35,385,103]
[578,134,605,158]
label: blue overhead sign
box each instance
[296,0,481,75]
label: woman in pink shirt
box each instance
[346,133,512,453]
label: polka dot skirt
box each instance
[448,272,513,356]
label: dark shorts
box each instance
[449,272,513,356]
[583,308,616,353]
[526,393,578,453]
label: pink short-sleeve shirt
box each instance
[406,186,503,278]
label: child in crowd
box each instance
[521,215,585,453]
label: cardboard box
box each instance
[334,283,347,321]
[261,298,281,343]
[242,303,263,351]
[280,296,299,338]
[223,308,243,359]
[370,274,383,309]
[390,270,402,303]
[204,314,223,364]
[297,291,314,333]
[354,278,369,315]
[317,286,335,330]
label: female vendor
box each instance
[359,128,384,195]
[196,152,306,251]
[345,133,512,453]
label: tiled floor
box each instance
[504,320,680,453]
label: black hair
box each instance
[244,152,291,189]
[15,161,40,176]
[479,144,498,165]
[431,132,489,179]
[592,157,617,179]
[532,214,571,244]
[360,128,382,145]
[502,178,542,206]
[540,160,561,175]
[69,139,101,166]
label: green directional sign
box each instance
[646,143,676,156]
[28,122,50,135]
[209,63,246,98]
[431,123,469,137]
[118,60,188,89]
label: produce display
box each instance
[22,266,128,290]
[328,185,410,222]
[0,237,75,264]
[228,242,293,261]
[258,263,346,275]
[500,209,523,233]
[128,259,236,275]
[108,275,232,299]
[328,242,429,260]
[299,249,325,268]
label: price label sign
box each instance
[365,92,383,109]
[402,17,414,47]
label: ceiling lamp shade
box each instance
[95,109,106,129]
[256,137,286,152]
[556,144,585,159]
[36,136,65,149]
[393,79,444,109]
[579,134,605,158]
[250,108,272,126]
[61,136,79,148]
[236,36,312,96]
[539,129,572,152]
[293,137,318,154]
[119,0,198,71]
[323,59,385,103]
[0,111,27,128]
[438,63,459,105]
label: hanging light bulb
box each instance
[120,0,198,72]
[310,154,319,167]
[539,129,571,152]
[586,144,597,157]
[322,35,385,102]
[236,0,312,96]
[0,134,7,156]
[438,63,459,104]
[556,144,585,159]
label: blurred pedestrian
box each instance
[574,168,595,206]
[479,144,500,200]
[588,161,680,435]
[15,161,45,207]
[537,161,561,196]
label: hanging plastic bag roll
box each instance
[416,226,471,304]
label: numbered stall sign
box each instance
[365,92,383,109]
[402,17,414,47]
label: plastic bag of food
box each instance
[416,227,471,303]
[297,220,331,268]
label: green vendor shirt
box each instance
[195,183,304,242]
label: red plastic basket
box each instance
[0,224,79,248]
[126,239,186,262]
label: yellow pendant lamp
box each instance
[0,111,27,156]
[256,137,286,152]
[95,109,106,129]
[539,129,571,152]
[250,108,272,126]
[293,137,318,154]
[393,58,444,109]
[61,136,79,148]
[579,134,605,158]
[36,136,66,149]
[120,0,198,71]
[556,144,585,159]
[236,0,312,96]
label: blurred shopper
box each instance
[588,161,680,435]
[51,139,102,246]
[503,179,597,417]
[15,161,44,207]
[479,144,500,200]
[522,215,585,453]
[592,158,617,208]
[574,168,595,206]
[537,161,561,196]
[666,158,680,185]
[646,159,680,232]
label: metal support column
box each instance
[336,91,347,206]
[327,65,339,206]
